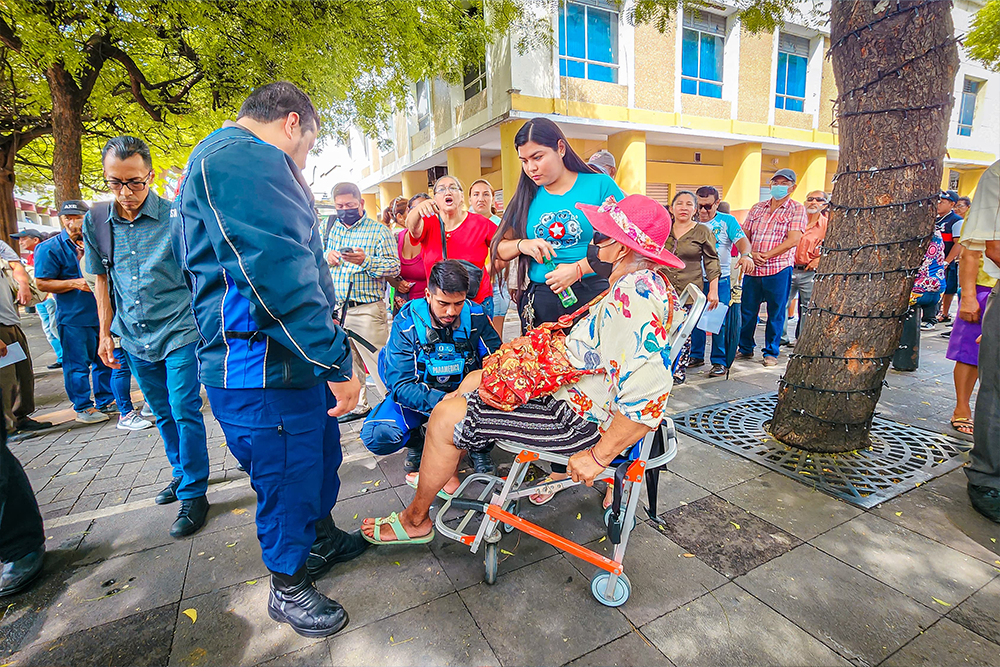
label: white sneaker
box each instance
[117,410,154,431]
[140,403,155,419]
[76,408,110,424]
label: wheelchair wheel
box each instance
[591,572,631,607]
[484,541,499,585]
[603,507,637,531]
[502,499,519,534]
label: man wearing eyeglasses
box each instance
[81,136,210,539]
[324,181,399,421]
[691,186,754,377]
[782,190,829,346]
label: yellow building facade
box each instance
[352,1,997,216]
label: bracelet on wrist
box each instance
[516,239,524,255]
[589,447,605,468]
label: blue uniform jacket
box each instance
[171,124,352,389]
[382,299,502,415]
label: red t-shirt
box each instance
[417,212,498,302]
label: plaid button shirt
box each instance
[743,198,808,277]
[324,214,400,304]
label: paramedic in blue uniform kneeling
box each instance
[361,260,502,478]
[172,82,366,639]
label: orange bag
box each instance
[479,292,607,411]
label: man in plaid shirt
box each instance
[737,168,807,366]
[325,182,400,420]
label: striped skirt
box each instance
[453,393,601,454]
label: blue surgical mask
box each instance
[770,185,790,200]
[337,208,362,226]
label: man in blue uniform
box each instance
[172,82,364,638]
[361,260,502,472]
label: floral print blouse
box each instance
[551,269,684,430]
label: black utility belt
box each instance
[345,300,378,309]
[794,265,814,271]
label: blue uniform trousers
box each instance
[206,383,342,576]
[360,398,426,456]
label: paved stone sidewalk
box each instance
[2,314,998,666]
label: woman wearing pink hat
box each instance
[361,195,687,545]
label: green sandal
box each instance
[362,512,435,545]
[405,472,453,501]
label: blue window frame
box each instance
[958,78,981,137]
[775,33,809,112]
[559,0,619,84]
[681,12,726,98]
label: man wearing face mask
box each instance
[172,82,365,638]
[325,182,400,421]
[736,168,806,367]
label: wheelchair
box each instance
[433,283,706,606]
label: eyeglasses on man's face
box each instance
[434,185,463,195]
[105,172,152,193]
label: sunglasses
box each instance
[697,203,717,210]
[806,196,826,202]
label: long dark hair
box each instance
[490,118,596,287]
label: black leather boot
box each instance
[306,516,368,580]
[268,566,348,638]
[469,450,496,475]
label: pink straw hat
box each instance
[575,195,685,269]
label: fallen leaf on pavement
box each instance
[182,608,197,624]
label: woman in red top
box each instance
[389,193,431,313]
[405,175,499,316]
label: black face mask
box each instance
[337,208,362,226]
[587,243,614,280]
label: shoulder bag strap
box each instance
[437,214,448,259]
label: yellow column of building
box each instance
[361,192,380,219]
[607,130,647,196]
[722,143,763,212]
[378,182,402,210]
[500,119,527,211]
[446,147,482,193]
[788,150,828,202]
[958,168,987,200]
[401,171,426,199]
[941,168,952,192]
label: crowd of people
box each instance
[1,80,998,643]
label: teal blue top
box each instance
[525,172,623,284]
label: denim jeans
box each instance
[110,347,135,414]
[126,342,208,499]
[913,291,941,323]
[36,299,61,363]
[689,277,731,366]
[58,324,113,412]
[739,267,792,359]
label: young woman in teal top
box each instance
[490,117,624,504]
[491,118,624,333]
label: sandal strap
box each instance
[373,512,410,542]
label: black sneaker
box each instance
[268,567,348,638]
[15,417,52,432]
[940,331,952,339]
[47,362,62,369]
[170,496,210,538]
[97,402,119,416]
[469,450,495,475]
[968,484,1000,524]
[687,359,706,369]
[709,364,727,377]
[155,477,182,505]
[306,516,368,580]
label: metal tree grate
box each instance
[671,393,971,508]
